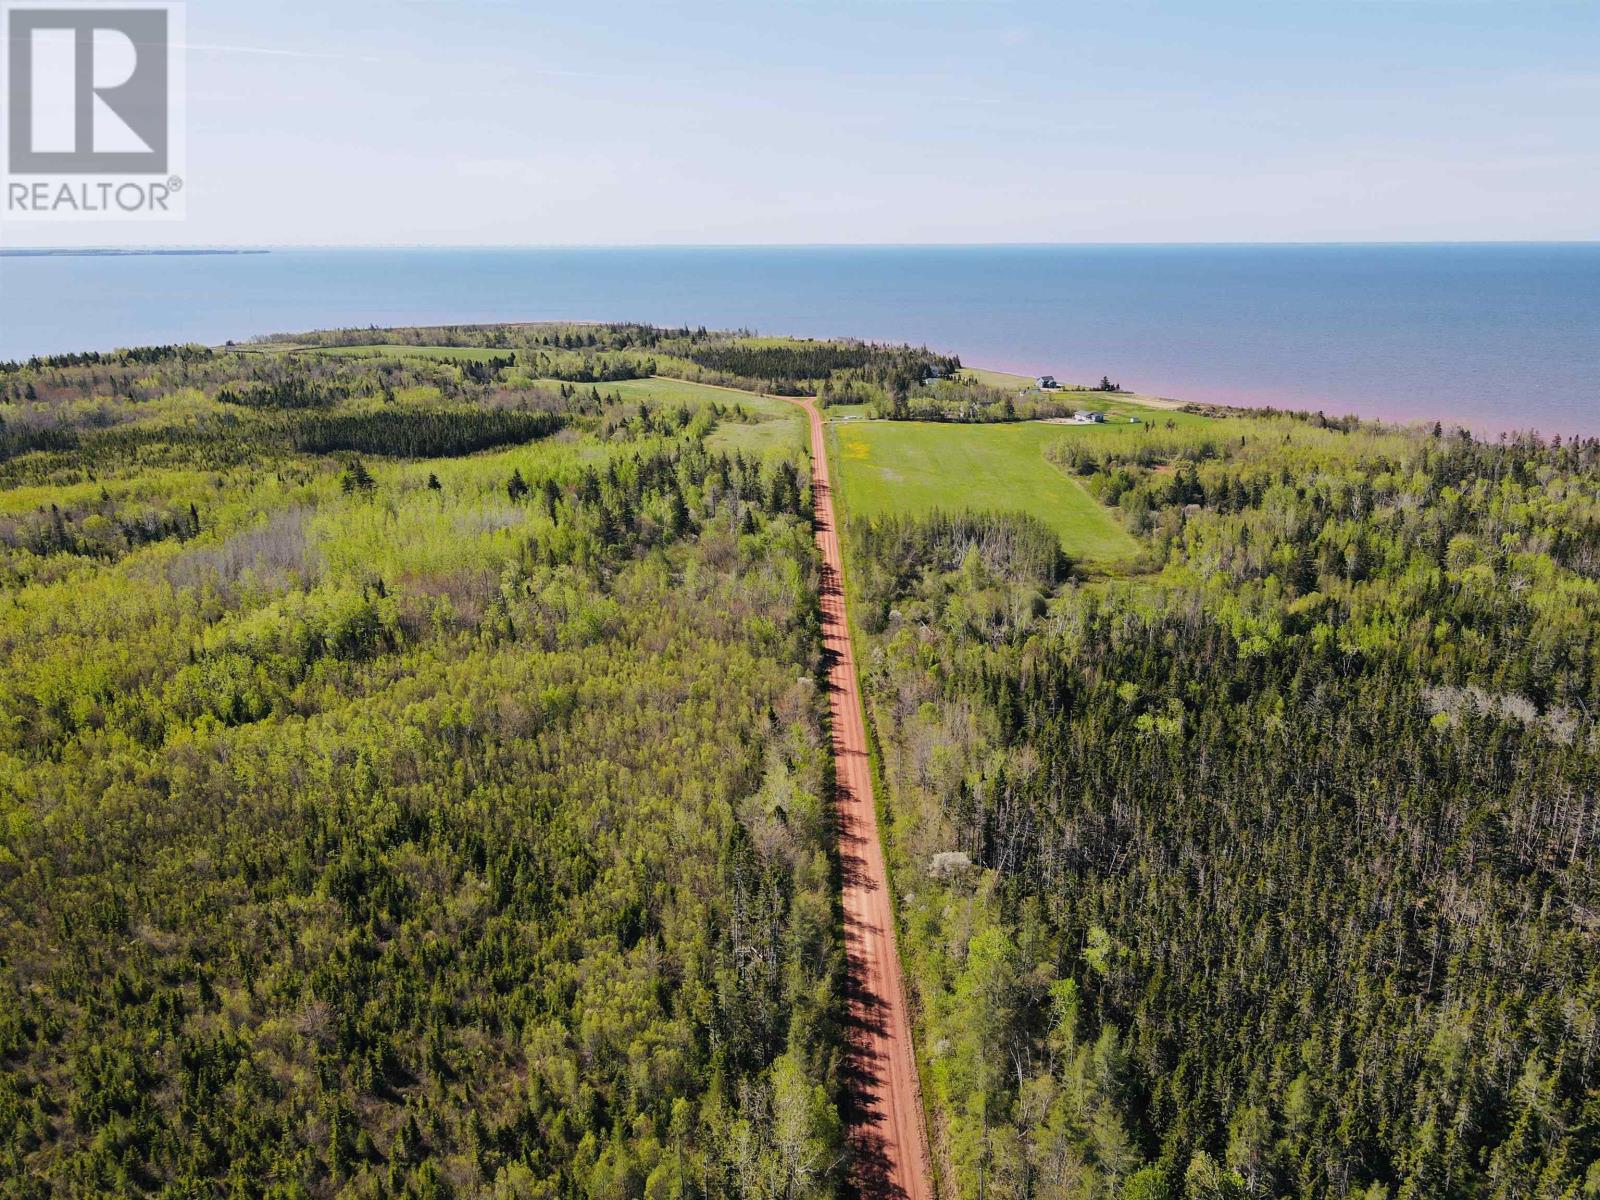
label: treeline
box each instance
[0,495,200,561]
[867,376,1087,424]
[459,355,516,384]
[220,377,346,410]
[0,346,597,484]
[0,416,79,462]
[1,407,566,482]
[650,334,956,400]
[251,323,967,405]
[519,350,651,383]
[853,418,1600,1200]
[264,324,728,358]
[287,408,563,458]
[264,323,671,354]
[684,343,873,382]
[0,343,214,372]
[849,510,1065,623]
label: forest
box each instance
[6,321,1597,1200]
[239,324,959,406]
[0,330,849,1198]
[849,415,1600,1199]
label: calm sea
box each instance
[1,244,1595,436]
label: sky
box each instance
[3,0,1598,247]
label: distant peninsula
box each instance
[0,247,269,258]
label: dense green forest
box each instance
[8,323,1598,1200]
[850,417,1600,1200]
[0,332,847,1197]
[238,324,958,406]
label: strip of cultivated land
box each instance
[830,420,1142,564]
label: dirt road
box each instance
[788,395,934,1200]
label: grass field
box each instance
[581,377,806,456]
[830,419,1144,563]
[708,416,808,457]
[599,376,791,417]
[957,365,1037,390]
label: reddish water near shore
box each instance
[3,244,1596,435]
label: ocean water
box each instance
[1,244,1595,436]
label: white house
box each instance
[1036,375,1059,390]
[1073,410,1106,424]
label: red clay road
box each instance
[789,396,934,1200]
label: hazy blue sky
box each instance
[8,0,1598,246]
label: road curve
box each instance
[787,396,934,1200]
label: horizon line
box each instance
[4,238,1599,255]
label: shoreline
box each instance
[964,363,1196,413]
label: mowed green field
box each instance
[957,365,1037,390]
[598,377,806,456]
[830,420,1144,563]
[601,375,793,417]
